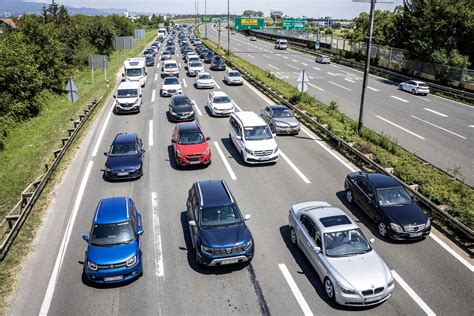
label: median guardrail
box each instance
[0,95,103,260]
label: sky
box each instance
[30,0,403,19]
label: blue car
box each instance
[103,133,144,180]
[145,55,155,67]
[186,180,254,266]
[82,197,143,283]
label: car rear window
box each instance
[319,215,351,227]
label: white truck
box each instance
[158,28,167,39]
[123,57,147,87]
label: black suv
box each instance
[210,57,226,71]
[186,180,254,266]
[168,95,195,122]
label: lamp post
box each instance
[204,0,207,38]
[227,0,230,55]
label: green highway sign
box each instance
[234,17,265,30]
[282,18,306,30]
[200,17,212,22]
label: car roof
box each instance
[269,104,289,110]
[171,94,189,101]
[233,111,266,127]
[164,59,177,64]
[117,81,140,89]
[212,91,228,97]
[411,80,426,84]
[294,202,358,233]
[113,132,137,144]
[366,173,401,188]
[198,72,211,76]
[178,121,201,133]
[196,180,233,207]
[95,197,130,224]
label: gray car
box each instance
[288,201,395,306]
[260,105,300,135]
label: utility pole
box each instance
[227,0,230,55]
[204,0,207,38]
[194,0,197,27]
[218,19,221,49]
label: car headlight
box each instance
[337,281,356,295]
[201,245,213,255]
[87,260,98,271]
[390,222,404,233]
[426,218,431,227]
[243,239,253,250]
[245,147,254,155]
[132,165,141,171]
[189,110,195,115]
[387,275,395,288]
[126,255,137,267]
[203,147,210,155]
[176,150,185,157]
[104,166,112,172]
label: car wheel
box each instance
[345,189,354,204]
[411,89,416,95]
[378,222,388,238]
[324,278,336,301]
[290,227,297,246]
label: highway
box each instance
[204,25,474,185]
[9,32,474,316]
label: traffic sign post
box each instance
[233,17,265,30]
[297,70,309,94]
[282,18,307,31]
[65,78,79,119]
[315,39,320,49]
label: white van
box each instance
[123,57,147,87]
[158,28,167,38]
[274,39,288,50]
[114,81,142,113]
[228,111,279,164]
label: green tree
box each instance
[349,10,397,46]
[108,15,134,36]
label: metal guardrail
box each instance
[200,40,473,250]
[249,30,474,104]
[0,95,104,260]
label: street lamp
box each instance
[227,0,230,55]
[204,0,207,38]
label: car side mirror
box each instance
[171,139,176,143]
[82,234,89,242]
[313,246,321,253]
[137,229,144,236]
[236,135,241,140]
[206,136,211,140]
[140,94,143,97]
[103,152,108,156]
[244,214,251,221]
[189,220,196,226]
[370,238,375,244]
[121,73,124,77]
[113,95,116,99]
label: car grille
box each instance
[187,154,201,161]
[254,150,274,157]
[208,245,246,256]
[167,90,176,94]
[96,262,127,270]
[361,287,384,296]
[404,223,426,232]
[119,103,134,108]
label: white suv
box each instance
[162,60,179,78]
[228,112,279,164]
[207,91,234,116]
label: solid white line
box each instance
[367,86,379,91]
[327,72,337,76]
[244,81,273,105]
[151,89,156,103]
[91,105,113,157]
[424,108,448,117]
[149,120,154,146]
[429,234,473,272]
[279,151,311,184]
[182,78,187,88]
[192,100,202,116]
[151,192,165,278]
[328,81,351,91]
[214,80,221,89]
[301,128,356,172]
[263,54,271,59]
[391,270,436,316]
[248,54,256,59]
[301,62,309,66]
[376,115,425,139]
[411,115,466,139]
[344,78,355,83]
[39,160,94,315]
[232,101,243,112]
[278,264,313,316]
[391,95,409,103]
[268,64,280,70]
[332,64,342,69]
[288,64,299,70]
[155,73,158,81]
[213,141,237,180]
[313,66,321,71]
[307,82,325,91]
[272,72,283,79]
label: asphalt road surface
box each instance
[204,25,474,185]
[9,34,474,316]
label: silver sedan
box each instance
[260,105,300,135]
[288,201,395,306]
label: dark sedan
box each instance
[344,172,431,240]
[103,133,144,180]
[210,57,226,71]
[204,51,215,63]
[168,94,195,122]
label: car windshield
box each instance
[165,63,177,69]
[213,96,231,103]
[126,68,142,77]
[199,74,212,80]
[178,132,205,145]
[272,108,294,118]
[244,125,273,140]
[164,77,179,85]
[200,204,242,228]
[377,186,412,206]
[190,62,202,68]
[117,89,138,98]
[229,72,241,77]
[90,221,135,246]
[173,97,191,106]
[110,142,139,156]
[324,229,372,257]
[418,83,428,87]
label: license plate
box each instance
[259,157,270,161]
[410,232,423,237]
[189,161,200,165]
[221,259,238,265]
[365,295,381,303]
[104,275,123,282]
[117,172,129,176]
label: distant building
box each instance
[0,18,16,35]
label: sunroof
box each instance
[319,215,351,227]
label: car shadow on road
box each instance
[220,137,277,168]
[179,211,248,275]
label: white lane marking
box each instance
[268,64,280,70]
[411,115,466,139]
[214,141,237,180]
[301,128,356,171]
[156,62,161,69]
[279,151,311,184]
[344,78,355,83]
[214,80,221,89]
[432,94,472,108]
[391,95,409,103]
[248,54,256,59]
[91,105,113,157]
[288,64,299,70]
[263,54,271,59]
[276,53,281,56]
[182,78,187,88]
[307,82,325,91]
[151,192,165,278]
[278,264,313,316]
[313,66,321,71]
[376,115,425,140]
[272,72,283,79]
[151,89,156,102]
[39,161,94,315]
[301,62,309,66]
[232,101,243,112]
[367,86,379,91]
[424,108,448,117]
[327,72,337,76]
[283,56,289,59]
[469,125,474,128]
[291,59,298,62]
[429,234,473,272]
[244,81,274,105]
[178,62,182,68]
[155,73,158,81]
[149,120,154,146]
[192,100,202,116]
[328,81,352,91]
[391,270,436,316]
[415,95,430,102]
[332,64,342,69]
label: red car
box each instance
[172,122,211,166]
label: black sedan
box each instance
[344,172,431,240]
[168,94,195,122]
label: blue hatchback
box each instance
[82,197,143,283]
[103,133,144,180]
